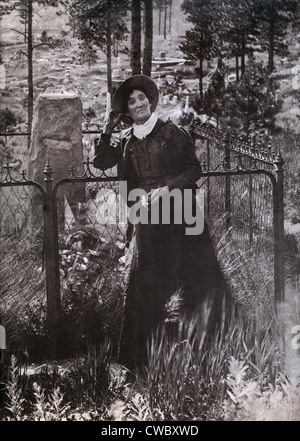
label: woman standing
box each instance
[93,75,227,368]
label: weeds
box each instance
[0,225,299,421]
[65,341,112,410]
[32,382,48,420]
[5,355,25,420]
[0,129,299,420]
[0,293,299,421]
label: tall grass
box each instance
[0,234,46,356]
[141,215,300,421]
[0,230,124,360]
[64,340,112,410]
[0,133,299,419]
[145,296,286,421]
[0,267,299,421]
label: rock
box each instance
[28,93,85,229]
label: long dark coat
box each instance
[93,118,228,367]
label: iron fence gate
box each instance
[0,164,47,357]
[0,121,285,358]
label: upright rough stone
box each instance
[0,64,6,89]
[28,93,85,229]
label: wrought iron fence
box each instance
[0,121,285,357]
[0,130,30,179]
[0,165,46,357]
[190,119,284,306]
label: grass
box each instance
[0,157,299,420]
[0,234,46,348]
[0,290,299,421]
[0,221,299,421]
[0,142,299,420]
[0,4,299,422]
[1,46,299,421]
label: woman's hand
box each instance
[103,110,123,134]
[148,186,169,206]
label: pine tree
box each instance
[143,0,153,77]
[180,0,220,98]
[3,0,67,137]
[220,55,282,136]
[253,0,298,73]
[131,0,142,75]
[63,0,129,93]
[219,0,259,80]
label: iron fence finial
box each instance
[44,160,53,181]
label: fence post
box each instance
[249,174,253,246]
[273,152,285,303]
[224,133,231,230]
[0,325,5,363]
[43,161,62,359]
[206,138,210,217]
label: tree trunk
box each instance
[27,0,33,141]
[24,17,27,43]
[131,0,141,75]
[241,33,245,77]
[268,16,275,74]
[169,0,172,35]
[235,54,239,81]
[143,0,153,77]
[199,31,203,99]
[106,1,112,95]
[164,1,167,39]
[199,55,203,99]
[158,7,161,35]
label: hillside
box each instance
[0,2,194,126]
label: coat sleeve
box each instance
[164,124,202,191]
[93,133,122,170]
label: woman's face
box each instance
[127,89,152,125]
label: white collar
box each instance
[133,113,158,139]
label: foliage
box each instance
[63,0,129,53]
[189,59,226,119]
[0,227,299,421]
[179,26,216,63]
[180,0,221,95]
[77,41,98,68]
[60,0,129,91]
[159,74,187,100]
[4,355,25,420]
[223,356,300,421]
[180,0,299,83]
[0,108,17,165]
[1,297,298,421]
[146,316,225,420]
[270,133,300,225]
[0,108,18,132]
[188,54,282,133]
[252,0,299,72]
[3,0,70,133]
[219,56,282,135]
[0,233,46,359]
[83,106,96,124]
[217,0,259,79]
[58,223,125,358]
[64,342,112,409]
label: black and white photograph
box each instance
[0,0,299,424]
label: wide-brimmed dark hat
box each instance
[112,75,159,124]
